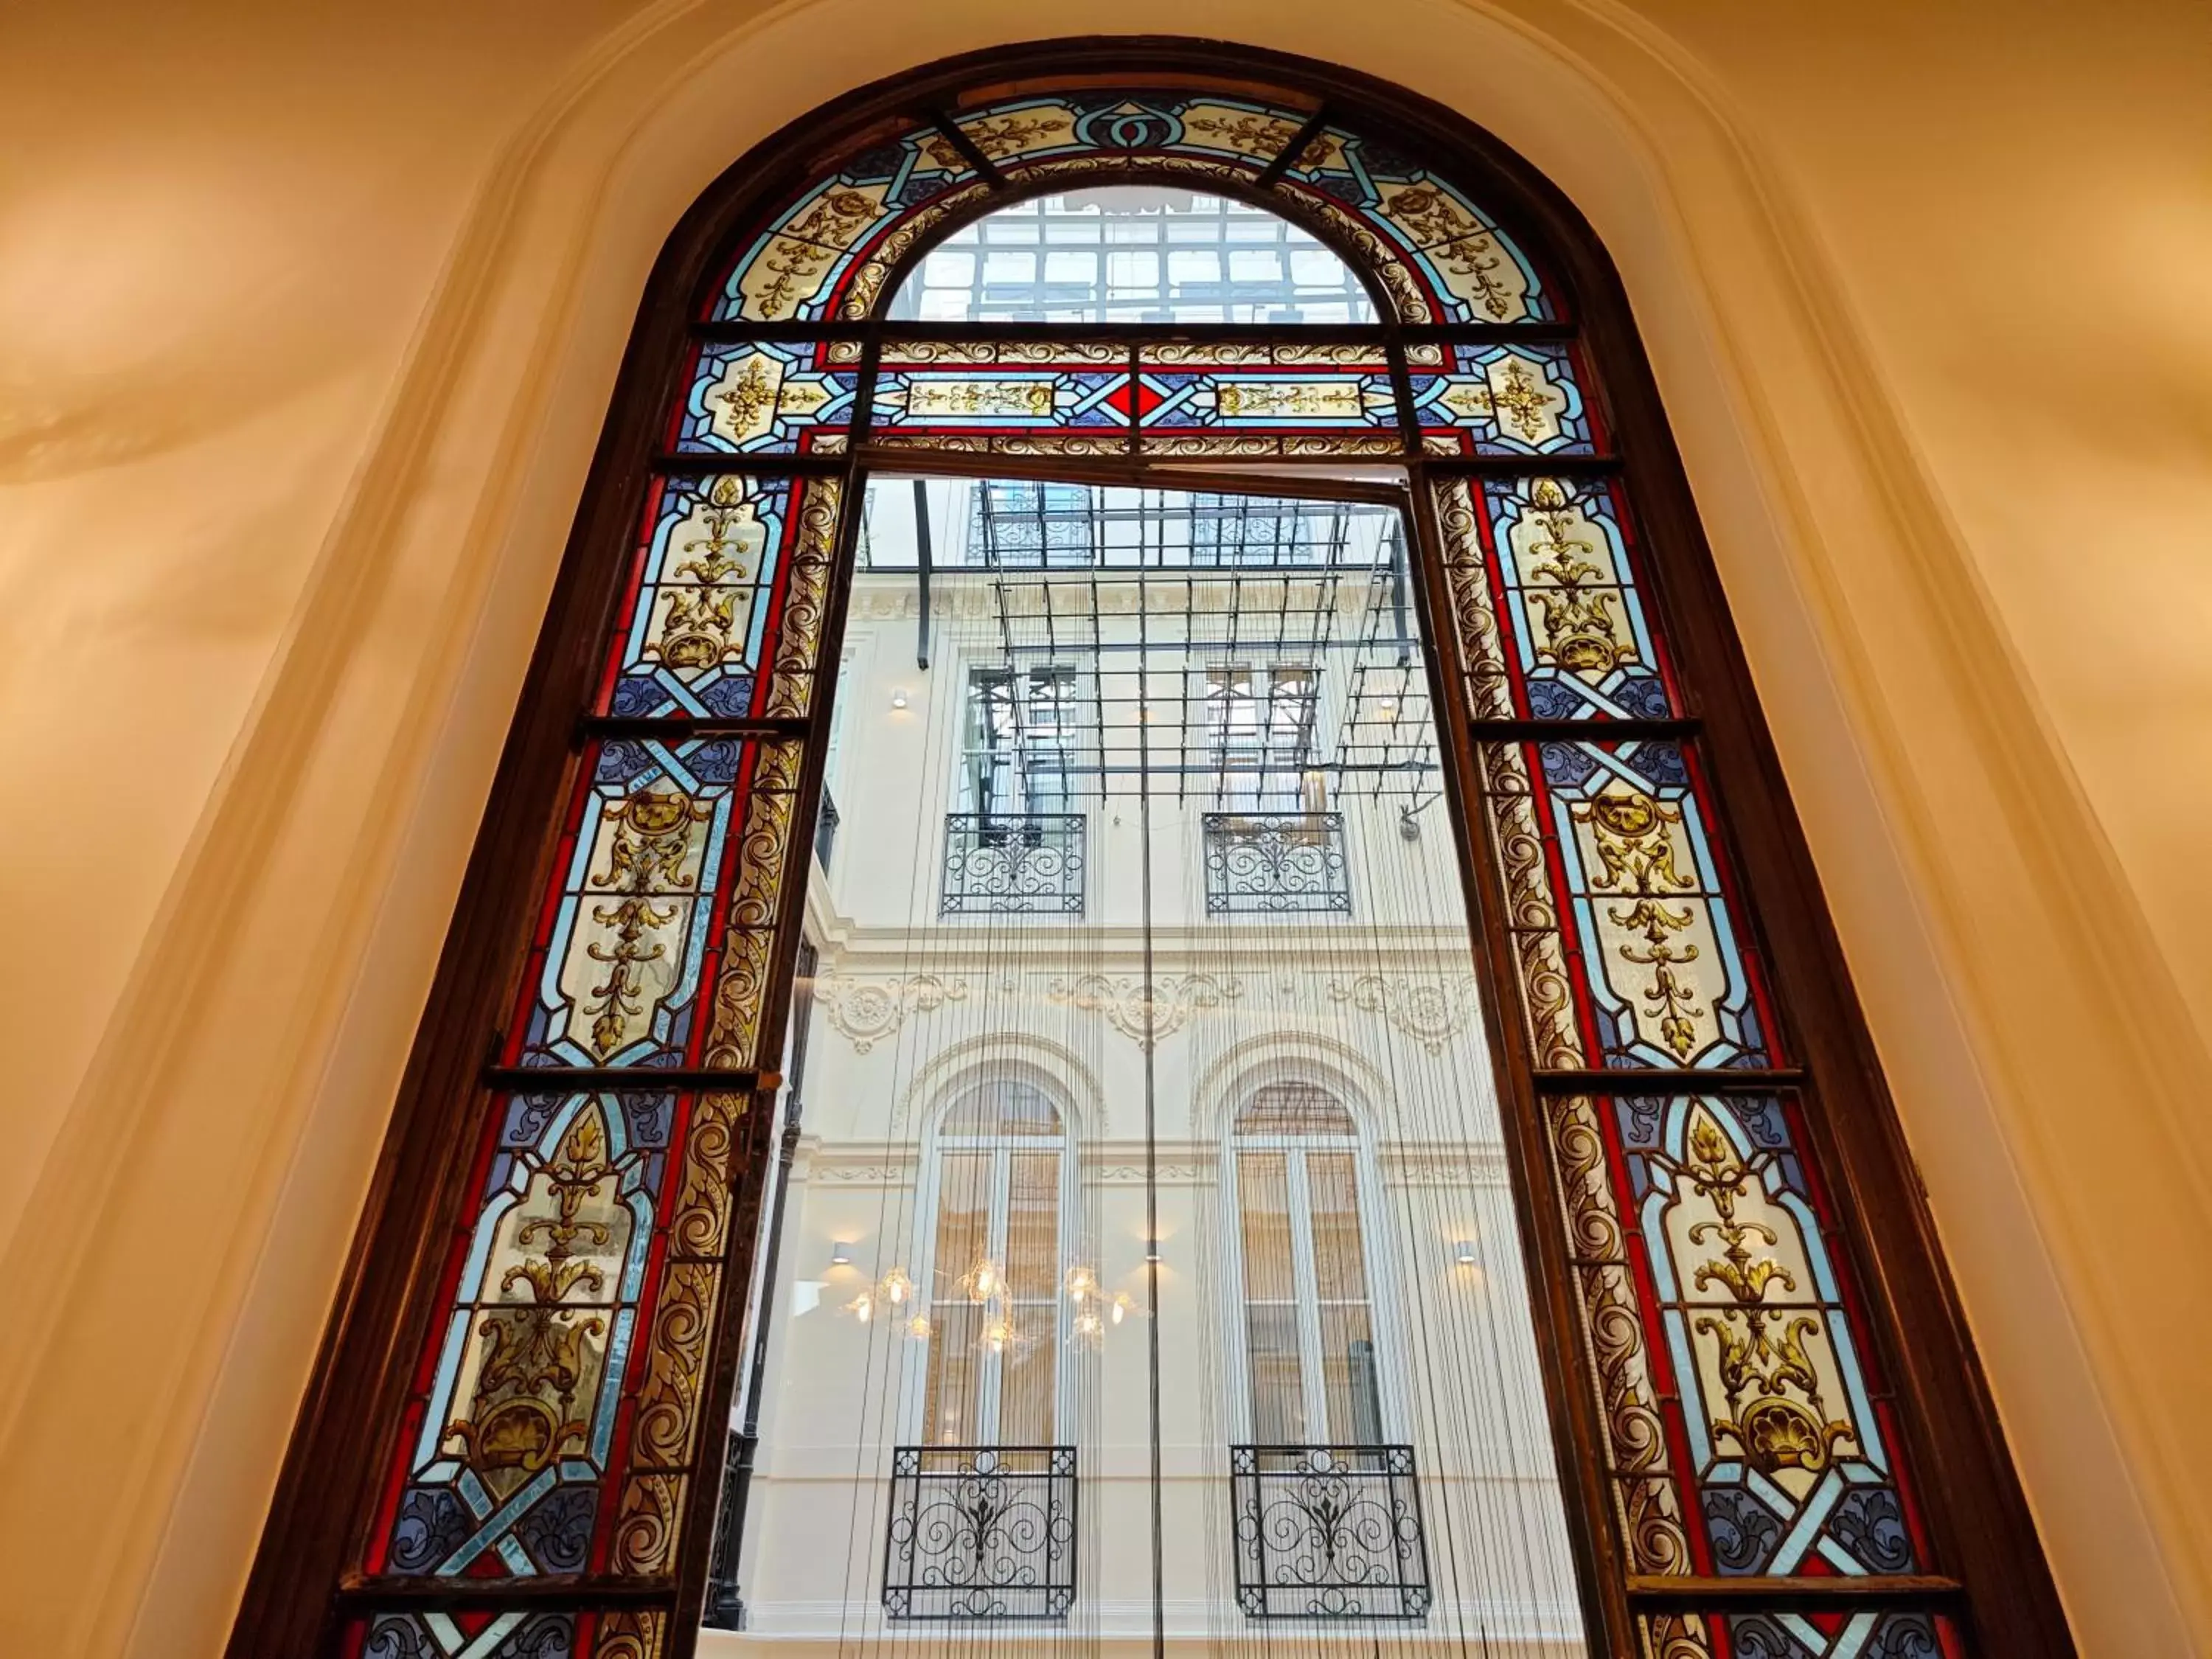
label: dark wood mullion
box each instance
[1397,455,1637,1658]
[1528,1068,1809,1096]
[924,106,1008,188]
[1624,1575,1964,1608]
[1256,102,1332,188]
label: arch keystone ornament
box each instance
[229,40,2073,1659]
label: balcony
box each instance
[1203,813,1351,915]
[883,1445,1078,1620]
[940,813,1085,917]
[1229,1444,1431,1618]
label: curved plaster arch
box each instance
[1192,1028,1397,1146]
[902,1029,1103,1148]
[0,7,2196,1657]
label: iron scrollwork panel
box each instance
[1203,813,1352,915]
[1230,1444,1431,1619]
[940,813,1086,917]
[883,1446,1078,1620]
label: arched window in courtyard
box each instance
[914,1075,1072,1447]
[231,46,2069,1659]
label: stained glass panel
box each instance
[503,740,740,1072]
[341,1609,666,1659]
[1610,1093,1924,1579]
[1433,474,1680,722]
[1410,344,1602,456]
[672,341,859,455]
[1638,1611,1962,1659]
[1273,125,1556,324]
[1474,739,1776,1070]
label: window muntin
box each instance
[888,188,1378,325]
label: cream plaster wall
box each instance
[0,2,2205,1655]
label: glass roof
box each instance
[886,186,1379,325]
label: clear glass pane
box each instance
[886,188,1377,324]
[1245,1304,1307,1444]
[998,1302,1058,1444]
[1319,1303,1383,1447]
[922,1304,983,1446]
[1304,1151,1370,1302]
[1005,1152,1060,1300]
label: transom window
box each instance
[888,187,1378,324]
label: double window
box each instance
[1227,1082,1388,1447]
[916,1078,1071,1447]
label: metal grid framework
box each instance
[884,189,1378,325]
[872,483,1443,817]
[1229,1444,1431,1620]
[883,1445,1079,1620]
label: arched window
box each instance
[914,1077,1071,1447]
[234,47,2065,1659]
[1227,1081,1388,1447]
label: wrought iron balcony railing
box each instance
[883,1445,1078,1620]
[1230,1444,1431,1619]
[940,813,1085,917]
[814,787,840,869]
[1203,813,1351,915]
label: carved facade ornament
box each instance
[1046,973,1242,1048]
[814,973,968,1053]
[1327,973,1479,1055]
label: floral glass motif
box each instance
[505,741,737,1071]
[1409,344,1601,456]
[709,92,1556,327]
[673,341,860,455]
[376,1093,664,1579]
[1619,1095,1923,1579]
[600,475,795,721]
[1437,473,1677,722]
[1273,123,1554,324]
[1475,740,1775,1071]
